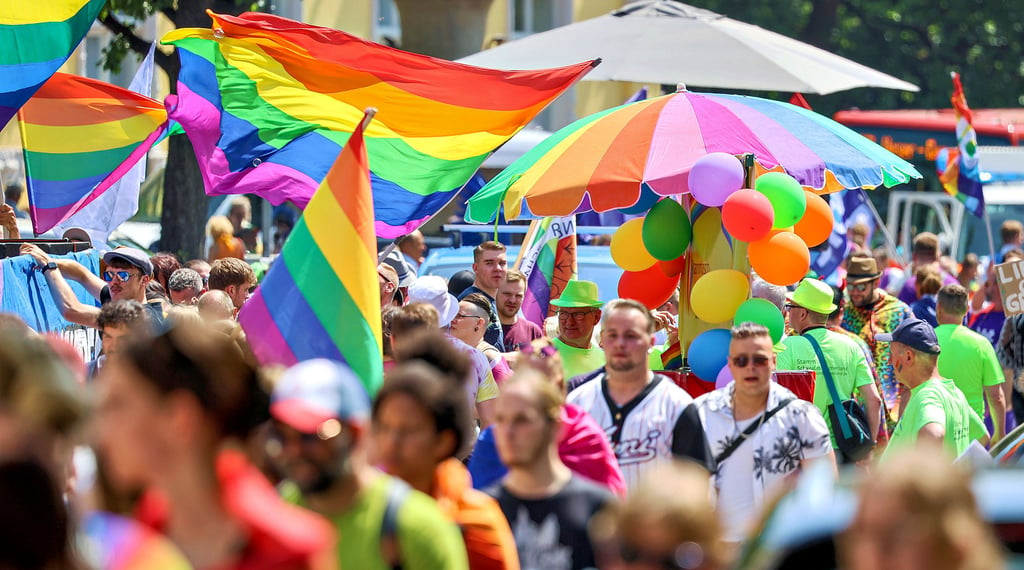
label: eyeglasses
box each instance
[453,313,484,321]
[519,342,557,359]
[617,541,705,570]
[103,270,140,282]
[557,310,596,321]
[847,282,872,292]
[731,354,771,368]
[784,303,800,311]
[265,420,342,455]
[247,284,257,294]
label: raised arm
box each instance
[20,243,100,328]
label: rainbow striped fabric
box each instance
[937,73,985,218]
[18,73,169,234]
[0,1,105,129]
[239,110,383,394]
[162,11,596,238]
[516,217,577,327]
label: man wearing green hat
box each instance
[550,280,606,380]
[777,278,883,462]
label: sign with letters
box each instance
[996,259,1024,316]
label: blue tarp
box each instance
[1,249,102,333]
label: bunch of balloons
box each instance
[611,197,689,310]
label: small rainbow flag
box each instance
[516,216,577,327]
[0,0,106,129]
[937,72,985,218]
[239,109,383,394]
[18,73,169,234]
[162,11,596,238]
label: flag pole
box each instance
[857,188,908,268]
[982,204,998,262]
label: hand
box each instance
[652,310,678,338]
[20,243,50,267]
[0,203,18,239]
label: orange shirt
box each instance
[432,458,520,570]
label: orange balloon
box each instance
[749,231,810,286]
[793,191,833,247]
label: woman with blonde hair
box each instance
[842,445,1004,570]
[207,215,245,261]
[590,460,726,570]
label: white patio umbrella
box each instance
[459,0,918,95]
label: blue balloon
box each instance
[687,328,732,382]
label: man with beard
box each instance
[487,370,613,570]
[497,270,544,352]
[566,299,715,489]
[841,256,913,419]
[271,359,468,570]
[458,241,507,350]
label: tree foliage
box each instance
[691,0,1024,114]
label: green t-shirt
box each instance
[776,328,873,446]
[553,337,606,380]
[282,474,468,570]
[885,378,986,460]
[935,324,1004,418]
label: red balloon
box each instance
[722,189,775,242]
[793,191,834,247]
[658,253,687,277]
[618,264,680,310]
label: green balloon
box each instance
[733,298,785,344]
[754,172,807,228]
[642,199,692,261]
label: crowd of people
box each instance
[0,221,1020,570]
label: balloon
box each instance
[658,253,687,277]
[749,231,811,286]
[611,218,657,271]
[733,298,785,344]
[687,328,732,381]
[715,364,734,389]
[643,199,692,260]
[618,264,680,310]
[690,269,749,323]
[754,172,807,228]
[688,153,745,207]
[721,188,775,242]
[793,191,833,247]
[621,183,661,215]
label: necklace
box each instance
[732,395,766,439]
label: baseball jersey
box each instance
[566,374,715,489]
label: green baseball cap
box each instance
[786,278,837,315]
[550,279,603,309]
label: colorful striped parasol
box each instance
[465,88,921,223]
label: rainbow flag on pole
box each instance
[0,0,105,129]
[515,217,577,327]
[239,109,383,394]
[19,72,168,234]
[161,11,596,238]
[937,72,985,218]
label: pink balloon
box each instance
[715,364,733,389]
[689,153,746,207]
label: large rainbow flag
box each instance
[937,72,985,218]
[162,11,597,238]
[0,0,105,129]
[516,216,577,327]
[238,109,383,394]
[19,73,169,234]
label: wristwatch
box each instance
[41,261,57,273]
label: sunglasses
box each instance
[453,312,484,321]
[617,541,704,570]
[519,342,557,358]
[103,270,140,282]
[557,309,596,321]
[846,282,871,292]
[265,420,342,454]
[731,354,771,368]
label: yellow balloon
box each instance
[611,218,657,271]
[690,269,749,323]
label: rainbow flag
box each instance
[515,216,577,327]
[0,0,106,129]
[660,340,683,370]
[161,11,596,238]
[18,73,169,234]
[937,72,985,218]
[238,109,383,394]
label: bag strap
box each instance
[715,398,795,466]
[380,478,411,570]
[803,332,852,439]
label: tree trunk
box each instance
[393,0,495,59]
[161,134,207,259]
